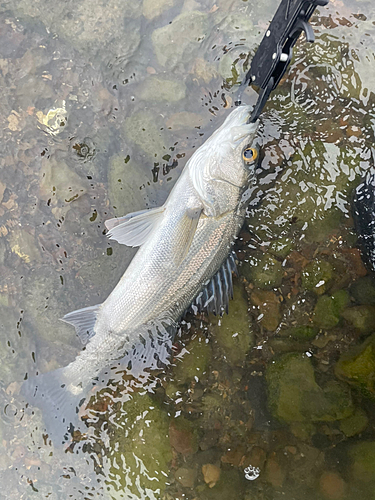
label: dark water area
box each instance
[1,0,375,498]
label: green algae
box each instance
[242,252,283,289]
[211,283,253,365]
[341,305,375,334]
[107,391,172,499]
[313,290,350,330]
[172,335,211,386]
[335,333,375,399]
[266,353,354,424]
[301,259,333,295]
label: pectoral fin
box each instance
[172,207,202,267]
[105,206,165,247]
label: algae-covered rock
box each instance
[107,154,148,214]
[8,228,41,264]
[143,0,176,20]
[335,333,375,399]
[348,441,375,483]
[107,391,172,499]
[350,276,375,305]
[39,157,87,205]
[138,76,186,102]
[268,237,293,259]
[246,139,357,244]
[301,259,333,295]
[313,290,349,330]
[242,252,283,289]
[250,289,281,332]
[339,407,369,437]
[341,305,375,334]
[192,58,218,84]
[124,111,168,159]
[211,283,253,365]
[151,11,209,68]
[266,353,354,423]
[173,335,211,385]
[280,326,318,341]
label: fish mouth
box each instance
[226,106,258,145]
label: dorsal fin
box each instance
[60,304,101,344]
[191,251,238,316]
[105,206,165,247]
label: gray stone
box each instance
[138,76,186,102]
[143,0,176,20]
[152,11,209,68]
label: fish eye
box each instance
[242,147,258,164]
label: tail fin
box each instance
[21,368,84,445]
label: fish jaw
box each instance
[187,106,259,215]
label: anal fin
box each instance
[60,304,101,344]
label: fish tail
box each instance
[21,368,84,445]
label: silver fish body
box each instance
[22,105,258,440]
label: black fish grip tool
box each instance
[237,0,329,122]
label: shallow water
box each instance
[1,0,375,498]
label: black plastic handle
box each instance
[236,0,329,122]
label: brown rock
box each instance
[169,419,198,456]
[202,463,221,488]
[250,289,281,331]
[175,467,196,488]
[264,453,285,489]
[319,471,346,500]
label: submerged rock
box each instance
[151,11,209,68]
[242,252,283,289]
[107,154,149,214]
[339,407,368,437]
[250,289,281,332]
[138,76,186,102]
[350,275,375,305]
[301,259,333,295]
[169,416,198,456]
[335,333,375,399]
[107,391,172,498]
[8,229,41,264]
[312,290,349,330]
[198,469,245,500]
[143,0,176,20]
[266,353,354,423]
[348,441,375,483]
[173,335,211,386]
[39,157,87,205]
[341,305,375,334]
[124,111,168,159]
[211,283,253,365]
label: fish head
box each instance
[188,105,259,214]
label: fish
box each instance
[353,171,375,272]
[21,105,259,442]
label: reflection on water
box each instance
[1,0,375,498]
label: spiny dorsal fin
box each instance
[60,304,101,344]
[191,251,237,316]
[105,206,165,247]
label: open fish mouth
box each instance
[208,105,258,153]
